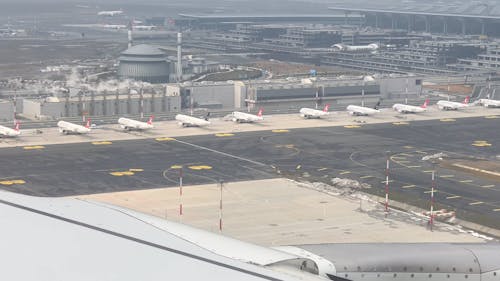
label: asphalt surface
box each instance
[0,116,499,227]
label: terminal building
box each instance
[167,75,422,111]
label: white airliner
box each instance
[0,121,20,137]
[299,104,330,119]
[118,116,154,131]
[346,105,380,116]
[231,109,263,123]
[392,99,429,113]
[436,96,470,110]
[175,114,211,127]
[478,98,500,108]
[332,43,379,52]
[57,119,91,134]
[97,10,124,16]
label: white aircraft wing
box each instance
[0,191,324,281]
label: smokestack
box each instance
[177,32,182,82]
[128,29,133,48]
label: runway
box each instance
[0,116,498,228]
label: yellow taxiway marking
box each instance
[170,165,183,169]
[440,118,456,122]
[23,145,45,150]
[399,153,413,156]
[343,125,361,128]
[440,175,455,178]
[360,175,373,179]
[403,146,414,149]
[0,179,26,186]
[109,172,125,176]
[317,168,328,171]
[472,140,492,147]
[156,137,176,142]
[493,209,500,212]
[484,115,499,119]
[407,165,421,168]
[482,185,495,188]
[396,160,411,164]
[339,171,351,175]
[469,201,484,206]
[391,156,407,160]
[92,141,112,145]
[271,129,289,133]
[447,195,461,199]
[129,168,144,172]
[392,121,409,125]
[423,170,434,173]
[415,151,427,154]
[275,144,295,149]
[189,165,213,170]
[296,165,302,170]
[215,133,235,137]
[460,180,473,183]
[402,185,416,189]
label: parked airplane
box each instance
[392,99,429,113]
[332,43,379,52]
[478,98,500,108]
[57,119,91,134]
[436,96,470,110]
[300,104,330,119]
[346,104,380,116]
[175,114,210,127]
[0,121,20,137]
[118,116,154,131]
[97,10,123,16]
[231,109,263,123]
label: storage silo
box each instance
[118,44,170,83]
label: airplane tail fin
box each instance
[463,96,470,104]
[257,108,263,117]
[147,115,154,125]
[85,119,91,129]
[14,120,20,131]
[323,104,330,112]
[421,99,430,108]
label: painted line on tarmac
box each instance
[440,175,455,178]
[407,165,421,168]
[469,201,484,206]
[424,190,438,194]
[381,180,394,184]
[460,180,473,183]
[402,185,416,189]
[494,209,500,212]
[360,175,373,179]
[482,185,495,188]
[446,195,461,199]
[339,171,351,175]
[172,139,268,167]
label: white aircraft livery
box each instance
[478,98,500,108]
[97,10,123,16]
[57,119,91,134]
[118,116,154,131]
[392,99,429,113]
[300,104,330,119]
[0,121,20,137]
[346,104,380,116]
[0,191,498,280]
[231,109,264,123]
[436,96,470,110]
[175,114,211,127]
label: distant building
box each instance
[118,44,170,83]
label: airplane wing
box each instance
[0,191,323,281]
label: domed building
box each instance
[118,44,170,83]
